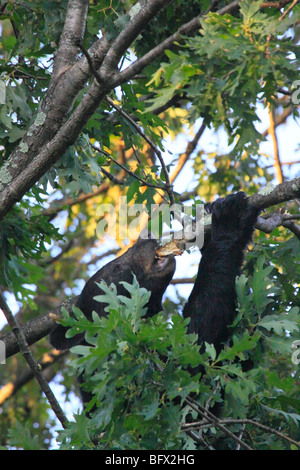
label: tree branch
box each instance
[248,177,300,209]
[77,39,176,206]
[91,142,166,193]
[0,291,69,428]
[262,106,292,138]
[100,0,171,78]
[184,395,253,450]
[0,296,78,359]
[116,1,241,85]
[256,211,300,237]
[169,121,206,183]
[268,103,284,183]
[181,417,300,449]
[52,0,89,80]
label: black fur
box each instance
[183,192,259,353]
[50,236,176,350]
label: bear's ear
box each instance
[135,228,157,245]
[137,229,156,241]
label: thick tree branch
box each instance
[52,0,89,80]
[100,0,171,78]
[116,1,241,85]
[248,177,300,209]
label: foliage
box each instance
[0,0,299,451]
[146,1,300,156]
[25,271,298,450]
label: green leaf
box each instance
[138,392,160,420]
[205,342,216,361]
[252,256,275,314]
[261,404,300,425]
[8,422,40,450]
[94,281,121,312]
[145,84,179,113]
[126,179,141,203]
[240,0,263,22]
[258,310,299,336]
[218,331,261,362]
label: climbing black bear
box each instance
[183,192,260,354]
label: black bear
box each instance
[50,233,176,350]
[183,192,259,354]
[50,192,259,398]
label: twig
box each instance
[99,0,169,77]
[255,211,300,234]
[99,165,125,185]
[169,121,206,183]
[77,41,175,206]
[0,297,78,359]
[181,418,300,449]
[265,160,300,169]
[184,395,253,450]
[248,176,300,209]
[0,291,69,429]
[105,96,175,205]
[282,219,300,239]
[267,103,284,183]
[90,142,166,192]
[261,0,294,8]
[278,0,298,20]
